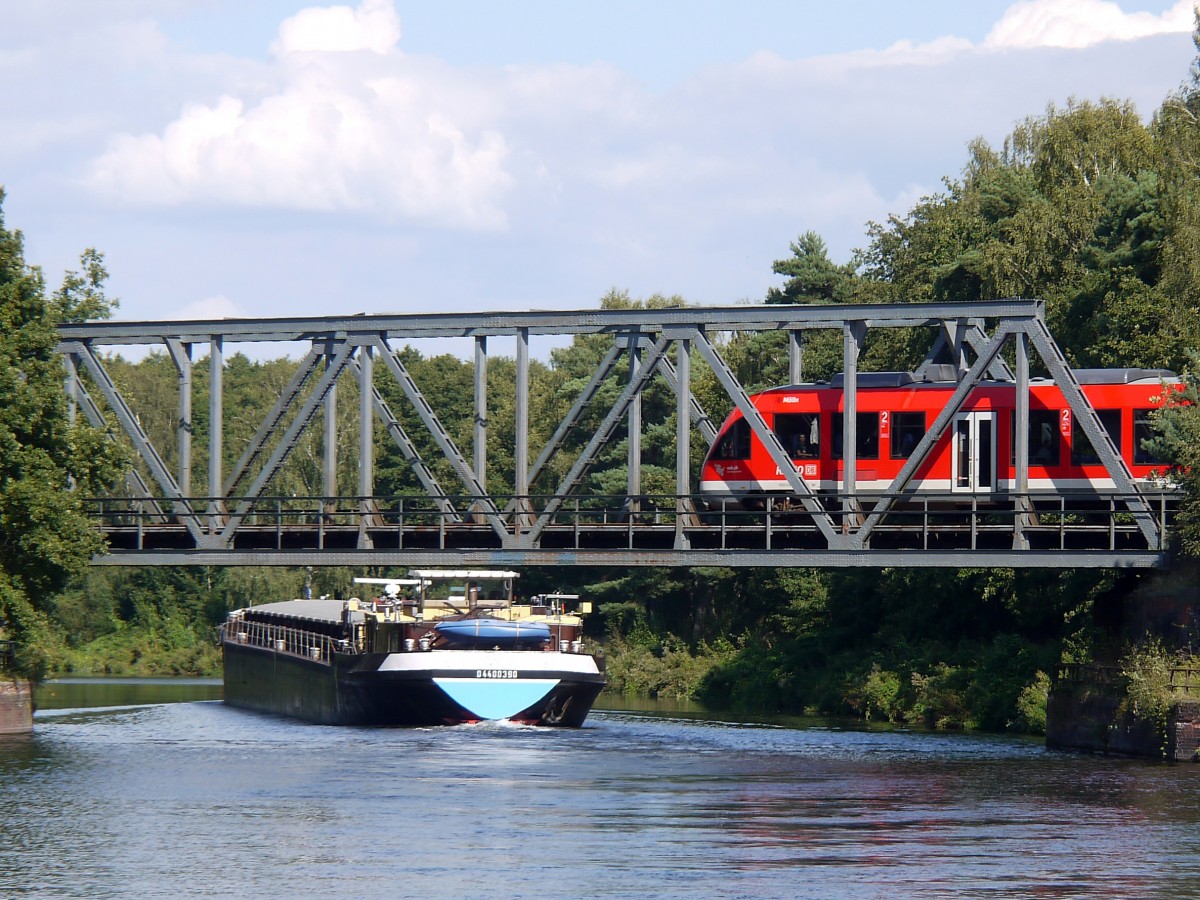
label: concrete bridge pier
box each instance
[0,643,32,734]
[0,680,32,735]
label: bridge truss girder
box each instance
[56,299,1169,566]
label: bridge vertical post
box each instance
[165,340,192,498]
[1014,331,1030,549]
[515,328,531,525]
[842,322,864,520]
[323,342,338,517]
[63,354,78,490]
[358,343,375,547]
[63,354,77,425]
[474,336,488,517]
[675,336,692,548]
[208,335,223,529]
[789,330,803,384]
[627,337,642,516]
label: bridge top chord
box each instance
[57,299,1046,347]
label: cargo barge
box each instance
[220,570,606,727]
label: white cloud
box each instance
[271,0,401,56]
[85,2,514,230]
[984,0,1195,50]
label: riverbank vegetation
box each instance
[5,21,1200,739]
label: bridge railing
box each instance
[85,489,1178,555]
[1056,663,1200,696]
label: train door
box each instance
[951,411,996,494]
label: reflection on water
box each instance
[34,678,222,712]
[2,680,1199,898]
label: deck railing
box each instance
[220,619,340,663]
[86,489,1177,555]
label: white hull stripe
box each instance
[379,649,600,676]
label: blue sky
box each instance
[1,0,1196,329]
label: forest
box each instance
[5,27,1200,735]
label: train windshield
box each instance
[713,419,751,460]
[1134,409,1169,465]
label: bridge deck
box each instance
[88,491,1176,568]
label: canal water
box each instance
[3,681,1200,898]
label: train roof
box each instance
[759,366,1176,393]
[1039,368,1176,385]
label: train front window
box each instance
[1010,410,1061,465]
[713,419,751,460]
[831,413,879,459]
[1134,409,1169,465]
[1070,409,1122,465]
[890,412,925,459]
[774,413,819,459]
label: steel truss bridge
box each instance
[57,300,1176,569]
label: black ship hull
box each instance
[222,640,606,727]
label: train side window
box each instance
[1134,409,1168,465]
[713,419,751,460]
[890,412,925,459]
[1010,410,1061,465]
[774,413,820,459]
[831,412,880,459]
[1070,409,1122,466]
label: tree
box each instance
[859,99,1199,371]
[1146,357,1200,555]
[0,190,125,676]
[766,231,855,305]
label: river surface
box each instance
[3,680,1200,898]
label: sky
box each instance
[2,0,1197,329]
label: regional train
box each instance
[697,367,1181,508]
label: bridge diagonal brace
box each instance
[219,341,357,545]
[650,344,718,445]
[920,319,1015,382]
[224,345,324,498]
[691,331,843,546]
[521,335,674,546]
[525,342,626,493]
[70,373,169,522]
[958,319,1015,381]
[1025,319,1160,548]
[854,321,1020,546]
[346,357,460,522]
[371,337,509,540]
[64,340,205,542]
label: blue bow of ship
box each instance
[220,569,606,727]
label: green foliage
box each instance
[766,232,856,305]
[0,192,126,676]
[1144,357,1200,554]
[1015,671,1050,735]
[602,633,738,700]
[1118,638,1176,723]
[1117,639,1180,757]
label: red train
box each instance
[698,367,1180,507]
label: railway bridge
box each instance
[56,300,1177,569]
